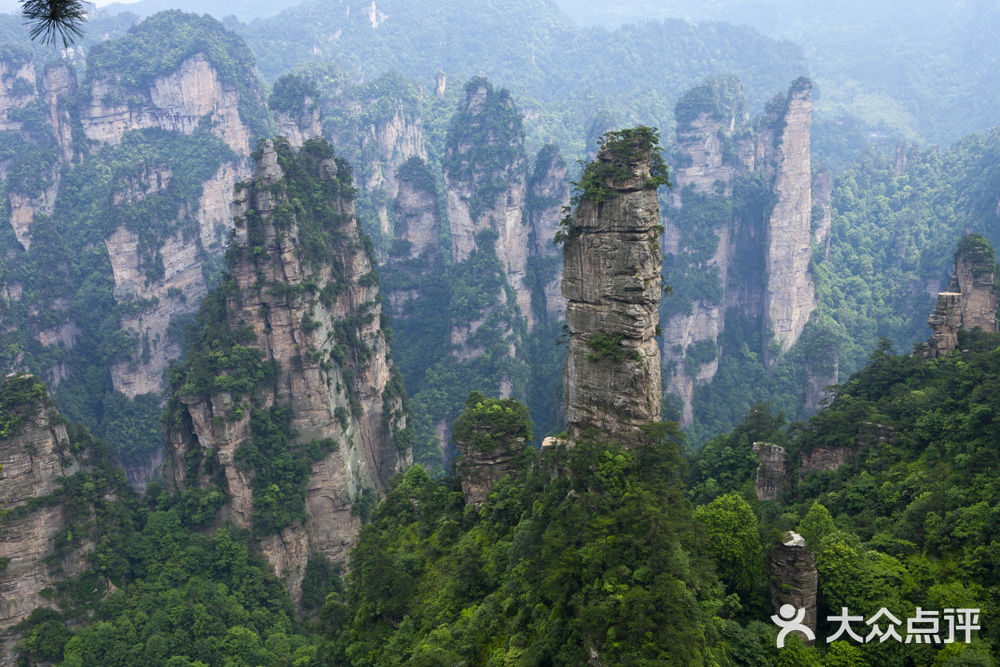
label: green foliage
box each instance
[268,73,319,115]
[443,77,526,221]
[585,332,640,363]
[797,502,837,553]
[241,0,807,161]
[452,391,533,452]
[675,74,748,130]
[320,434,724,664]
[0,373,49,438]
[956,233,996,277]
[695,493,762,597]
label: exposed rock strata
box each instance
[752,442,787,501]
[527,145,571,326]
[562,131,663,447]
[763,79,816,358]
[0,376,87,666]
[81,53,254,155]
[164,139,410,603]
[661,77,818,425]
[445,79,533,330]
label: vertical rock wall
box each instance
[922,235,999,358]
[764,79,816,359]
[563,130,663,447]
[0,376,87,665]
[661,77,819,425]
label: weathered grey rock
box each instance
[0,376,89,666]
[752,442,787,501]
[563,132,662,448]
[924,293,963,359]
[661,77,817,425]
[764,80,816,360]
[527,145,571,327]
[456,437,527,508]
[445,79,532,329]
[165,139,411,604]
[768,532,818,645]
[922,236,999,359]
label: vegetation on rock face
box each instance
[675,74,748,130]
[555,126,670,245]
[452,391,532,452]
[316,426,731,665]
[443,77,526,220]
[0,373,49,438]
[268,73,319,116]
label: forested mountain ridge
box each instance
[685,237,1000,665]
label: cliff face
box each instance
[922,235,999,359]
[270,75,322,149]
[661,77,818,425]
[762,79,816,359]
[0,376,87,665]
[752,441,787,501]
[81,53,254,155]
[164,139,410,603]
[453,394,530,508]
[384,157,443,317]
[445,78,533,332]
[527,145,571,326]
[562,129,664,447]
[0,15,263,484]
[321,73,427,238]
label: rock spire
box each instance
[561,128,666,447]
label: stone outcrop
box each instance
[454,403,528,508]
[562,129,663,448]
[0,19,263,482]
[768,532,818,645]
[661,77,819,425]
[323,73,427,237]
[922,235,999,359]
[164,139,410,603]
[0,376,87,665]
[924,292,963,358]
[752,441,787,501]
[384,156,443,316]
[271,76,322,149]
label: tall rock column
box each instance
[562,128,665,448]
[764,77,816,359]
